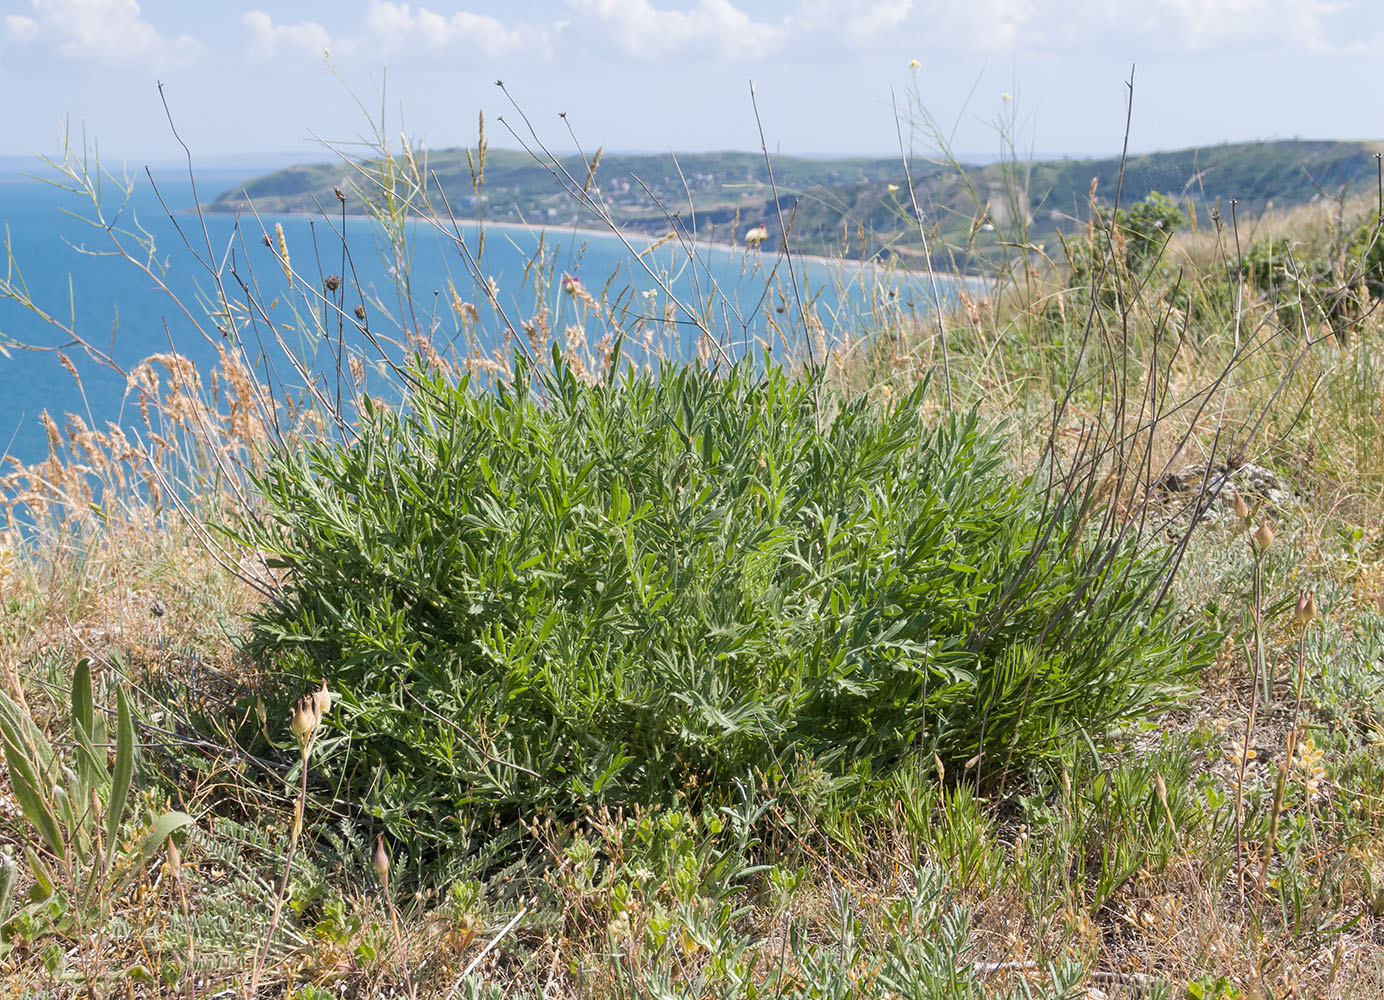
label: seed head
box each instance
[324,274,342,292]
[312,679,334,721]
[354,305,367,321]
[1293,589,1317,628]
[275,223,291,280]
[166,835,181,879]
[289,694,319,743]
[1232,491,1251,524]
[373,834,390,886]
[1253,519,1275,552]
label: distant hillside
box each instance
[209,140,1384,270]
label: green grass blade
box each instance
[138,811,195,866]
[0,693,64,859]
[104,685,134,863]
[69,658,105,786]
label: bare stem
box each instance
[1235,542,1267,908]
[384,884,416,1000]
[246,744,310,999]
[1263,622,1310,895]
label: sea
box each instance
[0,163,951,469]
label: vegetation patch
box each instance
[234,360,1213,857]
[8,93,1384,996]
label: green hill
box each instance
[209,139,1384,269]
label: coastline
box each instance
[200,204,982,288]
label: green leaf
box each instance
[0,852,16,924]
[0,694,64,859]
[105,686,134,861]
[69,658,109,799]
[71,658,94,743]
[24,844,54,894]
[138,812,195,865]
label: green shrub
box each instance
[1242,214,1384,329]
[1241,236,1339,326]
[1114,191,1187,275]
[233,360,1212,857]
[1067,191,1187,294]
[1346,214,1384,299]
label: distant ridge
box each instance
[209,139,1384,268]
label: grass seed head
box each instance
[275,222,291,279]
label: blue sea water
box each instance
[0,165,942,468]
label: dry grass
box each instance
[3,111,1384,998]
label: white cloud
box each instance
[568,0,785,59]
[364,2,544,58]
[242,10,337,60]
[244,2,550,62]
[238,0,1381,69]
[906,0,1376,55]
[5,15,40,42]
[795,0,914,46]
[7,0,203,69]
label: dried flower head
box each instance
[312,679,334,720]
[324,274,342,292]
[1253,519,1275,552]
[1232,491,1251,524]
[354,304,367,321]
[166,835,181,879]
[1293,588,1317,628]
[289,695,319,744]
[373,834,390,886]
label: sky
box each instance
[0,0,1380,170]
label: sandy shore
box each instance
[206,202,976,287]
[428,215,976,286]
